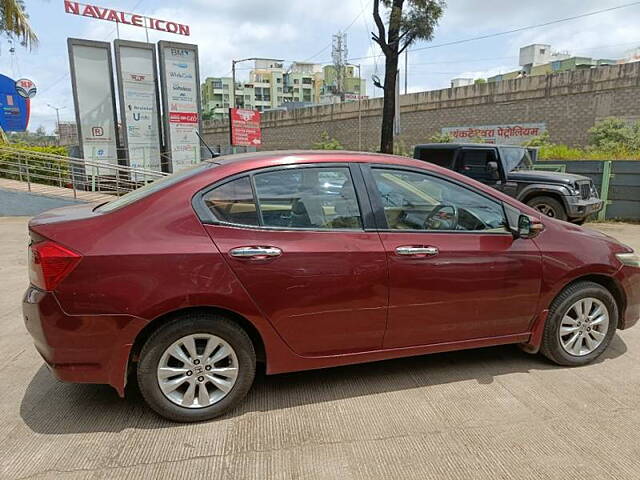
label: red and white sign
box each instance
[230,108,261,147]
[169,112,199,124]
[64,1,190,36]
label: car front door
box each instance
[197,164,388,357]
[363,165,542,348]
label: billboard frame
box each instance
[114,39,163,172]
[67,37,120,164]
[157,40,202,173]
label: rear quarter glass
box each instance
[97,162,217,213]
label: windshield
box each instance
[97,162,215,213]
[500,147,533,172]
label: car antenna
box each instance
[195,130,220,158]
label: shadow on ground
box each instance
[20,335,627,435]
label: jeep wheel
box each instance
[527,196,567,221]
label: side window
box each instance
[254,167,362,229]
[203,176,259,225]
[458,150,497,182]
[371,168,508,232]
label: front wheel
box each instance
[540,281,618,366]
[526,196,568,221]
[137,313,256,422]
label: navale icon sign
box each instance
[64,1,190,36]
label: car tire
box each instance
[137,312,256,422]
[526,196,568,221]
[540,281,618,366]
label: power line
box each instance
[344,0,640,62]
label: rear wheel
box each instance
[527,196,567,221]
[541,281,618,366]
[137,313,255,422]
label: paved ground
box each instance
[1,216,640,480]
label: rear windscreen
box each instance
[97,162,216,213]
[415,148,455,169]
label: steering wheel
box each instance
[423,204,459,230]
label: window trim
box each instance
[360,163,512,235]
[192,163,375,232]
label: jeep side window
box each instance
[457,150,499,183]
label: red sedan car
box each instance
[23,151,640,422]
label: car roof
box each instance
[205,150,432,171]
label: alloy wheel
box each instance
[558,297,609,356]
[534,203,556,217]
[157,333,239,408]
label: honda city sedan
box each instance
[23,151,640,422]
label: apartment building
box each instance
[202,59,366,121]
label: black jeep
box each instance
[413,143,603,224]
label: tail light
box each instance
[29,241,81,291]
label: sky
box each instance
[2,0,640,132]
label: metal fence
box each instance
[0,146,168,199]
[534,160,640,221]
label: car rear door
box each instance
[196,164,388,357]
[362,164,542,348]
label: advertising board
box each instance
[68,38,119,171]
[158,41,202,172]
[114,39,162,178]
[229,108,261,147]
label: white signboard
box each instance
[158,41,201,173]
[68,39,119,173]
[115,40,162,179]
[441,123,547,145]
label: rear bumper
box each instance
[22,286,147,396]
[565,196,603,219]
[616,266,640,330]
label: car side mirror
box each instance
[486,161,500,180]
[518,214,544,239]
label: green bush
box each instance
[588,117,640,151]
[312,131,343,150]
[0,144,72,186]
[428,132,453,143]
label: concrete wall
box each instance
[0,188,85,216]
[203,63,640,151]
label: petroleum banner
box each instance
[158,41,201,173]
[441,123,547,145]
[115,40,162,179]
[68,38,119,171]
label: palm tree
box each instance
[1,0,37,49]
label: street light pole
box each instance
[230,57,285,110]
[347,63,362,150]
[46,104,65,145]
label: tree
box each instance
[0,0,37,49]
[372,0,445,153]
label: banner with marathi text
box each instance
[441,123,546,145]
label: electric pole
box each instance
[332,32,348,99]
[46,104,65,145]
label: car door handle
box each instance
[395,246,439,256]
[229,246,282,258]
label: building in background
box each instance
[485,44,618,83]
[202,59,367,121]
[450,78,474,88]
[56,121,78,146]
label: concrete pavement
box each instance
[1,216,640,479]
